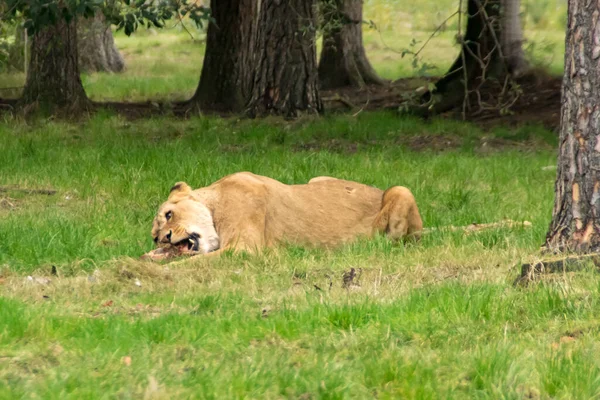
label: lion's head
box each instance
[151,182,220,255]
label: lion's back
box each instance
[208,172,386,247]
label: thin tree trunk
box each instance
[78,11,125,73]
[420,0,504,114]
[318,0,384,89]
[248,0,322,118]
[545,0,600,253]
[190,0,257,112]
[19,17,89,113]
[501,0,528,77]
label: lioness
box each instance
[142,172,422,261]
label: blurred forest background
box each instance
[0,0,566,103]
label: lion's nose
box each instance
[161,230,172,244]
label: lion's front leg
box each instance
[372,186,423,242]
[212,193,268,253]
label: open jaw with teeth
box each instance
[140,234,202,261]
[172,233,200,254]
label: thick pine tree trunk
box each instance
[545,0,600,253]
[501,0,528,77]
[248,0,322,118]
[20,17,89,113]
[318,0,384,89]
[190,0,257,112]
[78,11,125,73]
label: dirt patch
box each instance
[0,186,60,213]
[0,186,57,196]
[474,135,554,154]
[397,135,540,154]
[463,72,562,132]
[0,74,562,132]
[290,133,551,154]
[219,144,253,153]
[292,139,359,154]
[321,77,431,112]
[320,73,562,132]
[396,134,462,152]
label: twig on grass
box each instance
[422,219,532,234]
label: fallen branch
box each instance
[423,219,532,234]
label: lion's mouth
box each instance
[172,233,200,253]
[143,232,219,261]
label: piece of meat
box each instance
[140,246,192,261]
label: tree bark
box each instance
[420,0,504,114]
[248,0,323,118]
[19,16,89,113]
[501,0,528,77]
[545,0,600,253]
[318,0,384,89]
[190,0,258,112]
[78,11,125,73]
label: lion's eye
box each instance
[165,211,173,220]
[153,237,159,244]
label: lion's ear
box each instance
[169,182,192,197]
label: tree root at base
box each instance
[514,253,600,286]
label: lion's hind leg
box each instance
[373,186,423,242]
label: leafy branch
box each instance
[104,0,212,36]
[2,0,212,36]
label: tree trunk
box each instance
[19,17,89,113]
[248,0,323,118]
[190,0,258,113]
[78,11,125,73]
[545,0,600,253]
[501,0,528,77]
[318,0,384,89]
[421,0,504,114]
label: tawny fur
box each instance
[144,172,422,260]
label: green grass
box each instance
[81,32,205,102]
[4,277,600,399]
[2,110,591,398]
[0,1,578,396]
[0,112,556,271]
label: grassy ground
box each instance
[0,112,556,271]
[3,111,596,398]
[0,2,581,398]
